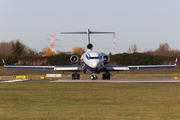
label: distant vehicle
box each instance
[3,29,178,80]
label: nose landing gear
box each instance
[90,74,97,80]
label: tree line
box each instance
[0,40,86,66]
[144,43,180,57]
[0,40,178,66]
[112,52,164,65]
[0,40,36,55]
[0,51,170,66]
[0,40,37,66]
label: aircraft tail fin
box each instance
[61,29,115,44]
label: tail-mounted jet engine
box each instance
[70,55,79,65]
[103,55,110,64]
[87,43,93,50]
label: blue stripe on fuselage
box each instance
[88,53,91,57]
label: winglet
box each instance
[2,59,6,67]
[175,58,178,66]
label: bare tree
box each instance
[144,43,180,57]
[127,45,138,53]
[0,41,14,55]
[158,43,171,53]
[127,47,131,53]
[0,40,36,55]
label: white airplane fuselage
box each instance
[80,50,104,74]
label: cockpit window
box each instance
[86,53,103,60]
[89,57,99,59]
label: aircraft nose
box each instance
[90,60,102,68]
[91,62,98,68]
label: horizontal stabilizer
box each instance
[61,31,115,34]
[61,29,115,45]
[61,32,87,34]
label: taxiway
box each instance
[1,78,180,83]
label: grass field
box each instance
[0,82,180,120]
[1,66,180,119]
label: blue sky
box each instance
[0,0,180,54]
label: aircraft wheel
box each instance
[107,74,110,80]
[94,75,97,80]
[76,74,80,79]
[102,74,105,80]
[72,74,76,79]
[90,75,94,80]
[91,75,97,80]
[102,73,111,80]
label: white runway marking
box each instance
[50,79,180,83]
[2,80,25,83]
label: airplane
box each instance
[2,29,178,80]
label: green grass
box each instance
[0,82,180,119]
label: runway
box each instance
[1,78,180,83]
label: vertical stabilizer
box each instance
[87,29,90,44]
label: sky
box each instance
[0,0,180,54]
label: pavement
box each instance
[1,78,180,83]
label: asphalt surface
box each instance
[1,78,180,83]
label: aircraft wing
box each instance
[104,58,177,71]
[104,64,176,71]
[4,64,83,71]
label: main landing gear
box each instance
[102,71,111,80]
[72,73,80,80]
[71,72,112,80]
